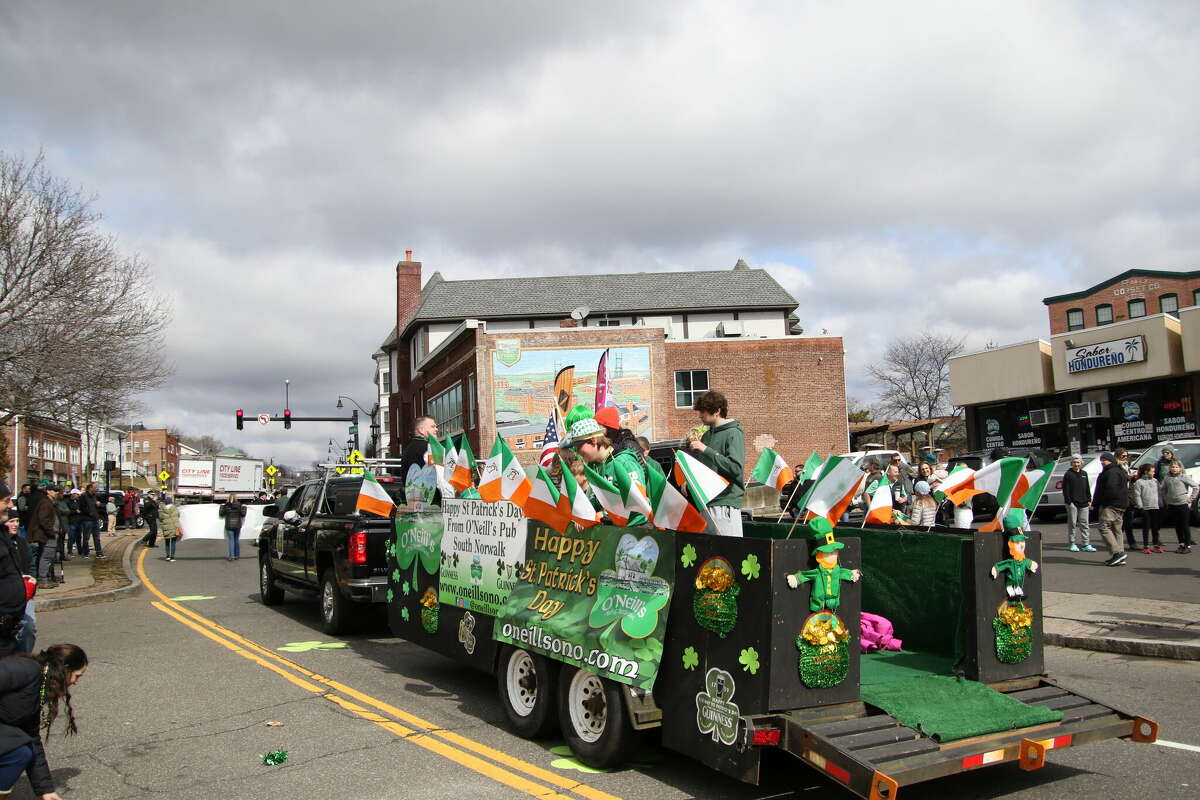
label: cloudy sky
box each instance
[3,1,1198,466]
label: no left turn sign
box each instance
[257,413,271,426]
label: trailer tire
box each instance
[496,647,558,739]
[319,570,348,635]
[259,554,285,606]
[556,667,639,769]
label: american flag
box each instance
[538,412,560,467]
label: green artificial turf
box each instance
[860,650,957,685]
[860,674,1063,742]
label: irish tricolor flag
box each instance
[934,465,978,505]
[521,466,570,533]
[646,464,707,533]
[864,474,893,524]
[976,457,1029,532]
[441,436,461,497]
[477,436,532,507]
[612,463,654,521]
[449,436,477,493]
[674,450,730,508]
[355,471,395,517]
[751,448,794,491]
[803,456,865,524]
[1015,461,1056,512]
[797,450,824,482]
[583,465,630,525]
[559,458,599,529]
[425,436,445,467]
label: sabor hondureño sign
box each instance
[1066,336,1145,374]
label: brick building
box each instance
[952,268,1200,455]
[377,255,848,480]
[3,415,83,489]
[123,427,182,489]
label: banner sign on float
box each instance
[439,499,528,616]
[494,524,675,690]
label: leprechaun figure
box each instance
[786,518,861,612]
[990,531,1039,600]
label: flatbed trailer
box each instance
[385,503,1157,798]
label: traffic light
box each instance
[284,408,292,429]
[236,409,244,430]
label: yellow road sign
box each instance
[265,464,278,476]
[335,466,346,475]
[158,470,171,481]
[347,450,363,464]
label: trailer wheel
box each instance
[259,554,284,606]
[320,570,348,635]
[556,667,639,769]
[496,647,558,738]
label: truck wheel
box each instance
[259,555,285,606]
[496,647,558,738]
[556,667,639,769]
[319,570,348,635]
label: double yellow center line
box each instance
[136,550,621,800]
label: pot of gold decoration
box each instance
[796,611,850,688]
[992,600,1033,664]
[693,557,740,637]
[419,586,440,634]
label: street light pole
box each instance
[337,396,370,453]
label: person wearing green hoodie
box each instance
[689,391,745,536]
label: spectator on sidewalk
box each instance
[139,491,160,548]
[0,643,88,800]
[14,485,31,540]
[5,515,35,655]
[218,494,244,561]
[1160,461,1196,554]
[160,495,182,562]
[0,483,32,659]
[1154,446,1177,480]
[105,495,117,535]
[27,485,64,587]
[65,490,82,558]
[1062,456,1094,552]
[76,483,103,559]
[688,391,745,537]
[1132,464,1163,553]
[1091,452,1129,566]
[1116,448,1138,551]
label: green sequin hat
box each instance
[1007,532,1028,542]
[807,517,845,553]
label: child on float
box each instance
[1132,464,1162,553]
[910,480,939,527]
[565,417,649,527]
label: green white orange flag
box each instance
[934,465,978,505]
[645,463,707,533]
[751,448,794,491]
[803,456,865,525]
[582,464,630,525]
[864,474,893,524]
[521,466,570,533]
[478,436,532,506]
[977,457,1030,532]
[425,436,445,467]
[1014,461,1056,512]
[355,471,395,517]
[449,436,477,493]
[798,450,824,482]
[674,450,730,508]
[441,436,461,497]
[558,459,599,529]
[611,462,654,520]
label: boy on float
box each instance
[566,417,649,527]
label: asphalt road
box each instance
[20,538,1200,800]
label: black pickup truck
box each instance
[257,474,401,634]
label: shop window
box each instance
[675,369,710,408]
[1127,298,1146,319]
[1066,308,1084,331]
[1160,293,1179,314]
[1095,304,1113,325]
[427,382,463,434]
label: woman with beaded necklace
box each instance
[0,643,87,799]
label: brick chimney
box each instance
[396,252,422,337]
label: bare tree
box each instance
[1,153,172,443]
[179,434,225,456]
[846,395,874,423]
[867,332,964,420]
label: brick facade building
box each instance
[124,428,181,488]
[378,256,848,480]
[3,415,83,489]
[1045,269,1200,335]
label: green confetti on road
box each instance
[169,595,216,601]
[549,746,610,773]
[276,641,347,652]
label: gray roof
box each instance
[410,267,797,326]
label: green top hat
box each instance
[1002,508,1028,532]
[807,517,845,553]
[1006,532,1028,542]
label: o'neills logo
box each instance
[1067,336,1144,374]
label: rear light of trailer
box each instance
[751,727,782,746]
[349,530,368,564]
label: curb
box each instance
[1044,631,1200,661]
[34,536,144,612]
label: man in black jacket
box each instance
[139,490,161,548]
[76,483,103,558]
[1061,456,1095,552]
[1091,452,1128,566]
[0,482,30,658]
[398,415,439,483]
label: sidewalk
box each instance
[1044,590,1200,661]
[32,528,145,610]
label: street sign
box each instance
[348,425,359,435]
[267,477,276,485]
[347,450,363,464]
[160,483,168,490]
[158,470,171,482]
[265,464,278,476]
[257,413,271,426]
[335,466,346,475]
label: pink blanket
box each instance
[860,612,902,653]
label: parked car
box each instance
[1035,453,1104,522]
[1132,440,1200,522]
[839,449,909,470]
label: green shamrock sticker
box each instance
[401,581,411,596]
[682,646,699,670]
[739,647,760,675]
[277,641,347,652]
[393,516,443,574]
[695,668,740,745]
[740,554,760,580]
[400,607,410,622]
[681,543,697,568]
[549,746,611,773]
[588,534,671,638]
[386,589,394,603]
[391,569,401,583]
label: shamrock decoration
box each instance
[588,534,670,638]
[682,646,699,670]
[392,517,442,574]
[386,589,394,603]
[695,668,739,745]
[401,581,411,596]
[391,569,401,583]
[400,607,410,622]
[681,543,697,568]
[740,554,760,580]
[738,647,760,675]
[277,641,347,652]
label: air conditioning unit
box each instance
[1029,408,1062,426]
[1068,402,1105,420]
[717,321,744,337]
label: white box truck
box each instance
[176,456,264,499]
[177,458,216,498]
